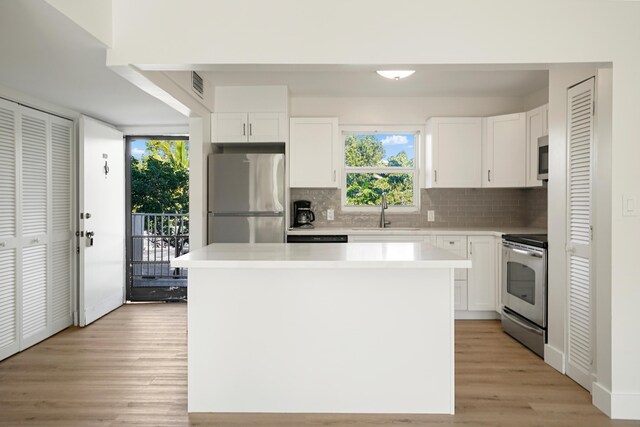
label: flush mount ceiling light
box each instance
[376,70,416,80]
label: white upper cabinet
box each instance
[211,86,289,143]
[483,113,526,188]
[248,113,285,142]
[211,112,287,143]
[425,118,482,188]
[211,112,247,142]
[525,104,548,187]
[289,118,340,188]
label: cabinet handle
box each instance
[32,238,40,244]
[487,170,491,182]
[333,170,337,182]
[469,241,473,255]
[434,170,438,183]
[243,123,246,136]
[249,123,253,136]
[0,241,5,247]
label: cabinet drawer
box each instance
[436,235,468,280]
[437,236,466,252]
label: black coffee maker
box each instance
[293,200,315,228]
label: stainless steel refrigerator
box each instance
[208,153,285,243]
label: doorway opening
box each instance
[125,136,189,302]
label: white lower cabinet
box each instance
[435,236,468,310]
[467,236,497,311]
[454,281,468,311]
[347,233,499,317]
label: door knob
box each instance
[86,231,95,247]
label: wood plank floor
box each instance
[0,303,637,426]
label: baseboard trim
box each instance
[592,382,611,417]
[544,344,565,374]
[612,391,640,420]
[455,311,500,320]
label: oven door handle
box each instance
[511,247,542,258]
[503,310,543,335]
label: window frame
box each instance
[340,125,421,213]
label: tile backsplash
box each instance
[290,187,547,229]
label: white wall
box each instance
[94,0,640,419]
[188,115,211,251]
[291,96,525,124]
[593,67,613,414]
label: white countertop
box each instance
[287,226,547,236]
[172,242,472,269]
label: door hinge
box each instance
[590,225,594,241]
[76,246,80,254]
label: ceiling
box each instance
[0,1,549,129]
[0,0,188,127]
[197,65,549,98]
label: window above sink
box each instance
[341,125,420,213]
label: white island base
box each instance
[174,243,471,414]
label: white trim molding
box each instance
[544,344,566,374]
[593,384,640,420]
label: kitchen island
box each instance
[172,242,471,414]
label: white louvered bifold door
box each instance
[20,107,50,348]
[50,116,73,333]
[0,99,20,360]
[566,77,595,391]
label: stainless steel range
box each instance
[501,234,548,358]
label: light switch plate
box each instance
[327,209,335,221]
[427,210,435,222]
[623,195,638,216]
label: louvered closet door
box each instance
[566,77,595,391]
[0,99,20,360]
[20,107,50,349]
[50,117,73,332]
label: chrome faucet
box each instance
[379,192,390,228]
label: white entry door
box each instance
[565,77,595,391]
[78,116,125,326]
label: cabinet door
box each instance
[290,117,339,188]
[435,235,467,280]
[467,236,497,311]
[525,105,547,187]
[212,112,248,142]
[427,118,482,188]
[454,281,468,311]
[248,113,285,142]
[483,113,526,187]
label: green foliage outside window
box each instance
[131,140,189,214]
[344,134,415,207]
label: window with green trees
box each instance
[343,131,417,208]
[130,139,189,214]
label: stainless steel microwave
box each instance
[537,135,549,180]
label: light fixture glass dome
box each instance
[376,70,416,80]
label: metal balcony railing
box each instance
[131,213,189,285]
